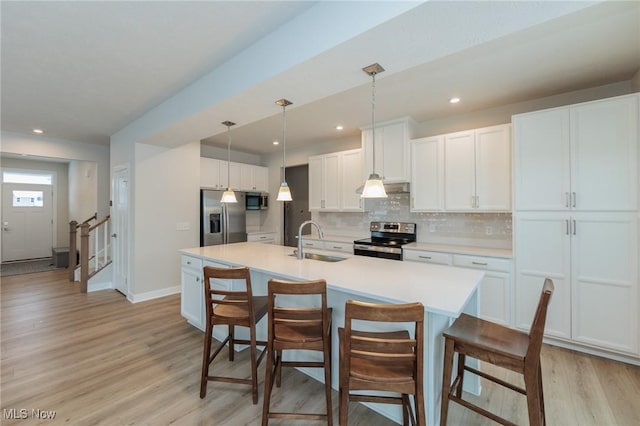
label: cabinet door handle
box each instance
[332,246,341,249]
[471,261,488,266]
[196,277,200,282]
[418,255,432,259]
[411,197,414,209]
[565,219,570,235]
[572,192,576,208]
[565,192,570,208]
[475,195,480,208]
[572,219,576,235]
[471,195,476,208]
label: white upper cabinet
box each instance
[410,136,444,211]
[200,157,228,190]
[309,149,365,212]
[514,94,638,211]
[444,124,512,211]
[570,96,638,211]
[513,108,570,211]
[309,152,340,211]
[362,117,415,183]
[204,159,268,192]
[341,149,365,211]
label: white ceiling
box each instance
[2,1,639,156]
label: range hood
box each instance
[383,182,410,194]
[356,182,410,195]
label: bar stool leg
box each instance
[200,323,213,398]
[228,325,235,361]
[323,334,333,426]
[440,337,454,426]
[261,343,275,426]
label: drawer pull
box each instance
[471,261,488,266]
[332,246,341,249]
[418,256,432,260]
[186,261,191,265]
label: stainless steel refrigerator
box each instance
[200,189,247,246]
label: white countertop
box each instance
[180,242,483,318]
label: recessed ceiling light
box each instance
[449,97,461,104]
[335,125,344,131]
[272,141,279,145]
[32,128,44,134]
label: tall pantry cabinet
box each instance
[513,93,639,358]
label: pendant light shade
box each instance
[275,98,293,202]
[220,120,237,203]
[361,63,387,199]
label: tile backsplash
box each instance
[312,193,512,249]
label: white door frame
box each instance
[112,164,130,297]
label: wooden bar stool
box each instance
[261,278,333,425]
[200,266,268,404]
[339,300,425,426]
[440,278,555,426]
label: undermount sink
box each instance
[288,252,347,262]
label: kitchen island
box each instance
[179,242,484,425]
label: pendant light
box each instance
[361,63,387,198]
[275,98,293,202]
[220,120,237,203]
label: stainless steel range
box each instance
[353,221,417,261]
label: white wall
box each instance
[132,140,200,296]
[200,145,262,166]
[0,157,69,248]
[68,160,98,222]
[1,131,110,219]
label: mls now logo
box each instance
[3,409,28,419]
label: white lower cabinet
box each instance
[403,249,451,265]
[322,240,353,254]
[181,256,237,335]
[403,249,512,326]
[181,255,204,330]
[452,255,512,327]
[300,238,353,254]
[248,232,276,244]
[515,212,638,355]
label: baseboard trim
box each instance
[128,286,181,304]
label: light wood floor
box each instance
[2,269,639,425]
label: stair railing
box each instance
[79,214,111,293]
[69,213,97,281]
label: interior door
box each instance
[1,183,53,261]
[112,167,129,296]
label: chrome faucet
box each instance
[297,220,324,260]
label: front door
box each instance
[1,183,53,261]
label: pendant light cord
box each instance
[282,104,287,183]
[371,72,377,175]
[226,124,232,185]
